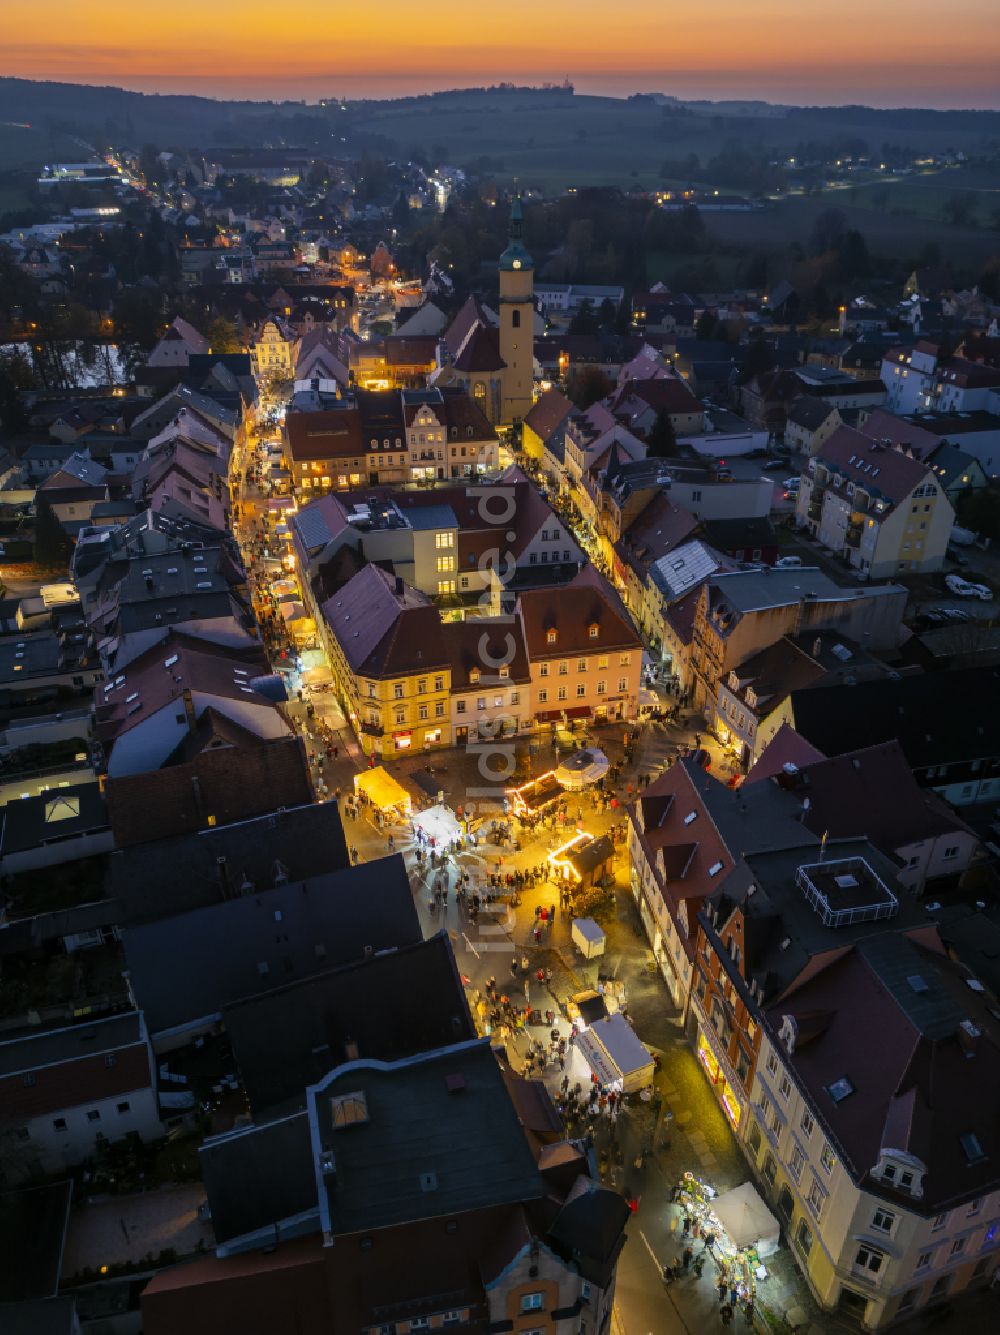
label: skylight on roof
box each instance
[683,811,697,825]
[708,861,723,876]
[164,654,179,668]
[826,1076,854,1103]
[960,1133,986,1164]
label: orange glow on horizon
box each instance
[4,2,1000,107]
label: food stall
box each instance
[353,766,412,820]
[711,1182,781,1260]
[571,918,607,960]
[576,1012,655,1094]
[548,832,615,888]
[506,771,564,817]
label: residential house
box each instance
[516,567,642,726]
[692,836,927,1148]
[250,316,294,383]
[713,632,895,770]
[786,665,1000,807]
[749,737,980,896]
[688,567,907,710]
[36,454,109,533]
[443,616,531,744]
[141,1041,628,1335]
[627,757,813,1014]
[610,490,701,639]
[319,564,451,757]
[797,425,954,577]
[93,630,292,779]
[882,342,1000,415]
[0,1013,161,1178]
[746,935,1000,1327]
[783,398,842,456]
[146,317,210,371]
[521,387,575,469]
[122,855,420,1049]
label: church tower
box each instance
[497,197,534,426]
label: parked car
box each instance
[945,575,976,597]
[775,555,803,568]
[764,459,790,471]
[966,583,993,601]
[783,478,800,491]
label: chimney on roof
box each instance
[182,687,197,733]
[216,855,231,900]
[394,576,404,596]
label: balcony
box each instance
[796,856,898,927]
[360,720,384,737]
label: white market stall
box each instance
[576,1012,655,1094]
[571,916,606,960]
[711,1182,781,1258]
[555,747,609,791]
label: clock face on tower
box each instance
[512,259,522,270]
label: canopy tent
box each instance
[412,802,462,847]
[556,747,609,791]
[711,1182,780,1256]
[279,600,309,622]
[301,664,333,686]
[271,578,299,597]
[576,1012,655,1094]
[353,766,412,816]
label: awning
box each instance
[536,705,593,723]
[711,1182,781,1252]
[353,766,412,814]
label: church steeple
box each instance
[497,195,534,426]
[499,195,533,272]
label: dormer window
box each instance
[546,629,557,645]
[498,664,509,678]
[469,667,481,685]
[588,623,599,639]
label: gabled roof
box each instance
[784,395,838,432]
[523,388,574,442]
[224,932,474,1117]
[442,617,531,688]
[123,855,421,1036]
[517,568,640,658]
[285,407,364,462]
[743,722,825,784]
[321,565,447,677]
[766,935,1000,1209]
[770,740,971,856]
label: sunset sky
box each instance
[5,1,1000,107]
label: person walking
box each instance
[720,1303,734,1327]
[682,1246,693,1271]
[682,1214,692,1236]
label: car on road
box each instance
[764,459,790,471]
[775,555,803,568]
[966,582,993,601]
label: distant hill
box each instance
[0,78,998,193]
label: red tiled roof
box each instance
[523,388,574,442]
[286,408,364,462]
[743,722,825,784]
[517,568,640,659]
[0,1040,152,1119]
[815,424,932,505]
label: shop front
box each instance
[693,1012,746,1131]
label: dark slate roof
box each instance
[200,1112,317,1246]
[546,1177,630,1288]
[108,802,349,925]
[1,782,108,856]
[0,1181,72,1301]
[123,854,419,1036]
[310,1041,545,1236]
[0,1298,79,1335]
[224,933,475,1117]
[789,666,1000,771]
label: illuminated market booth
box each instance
[353,766,412,820]
[547,831,615,888]
[507,771,564,818]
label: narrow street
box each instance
[227,413,823,1333]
